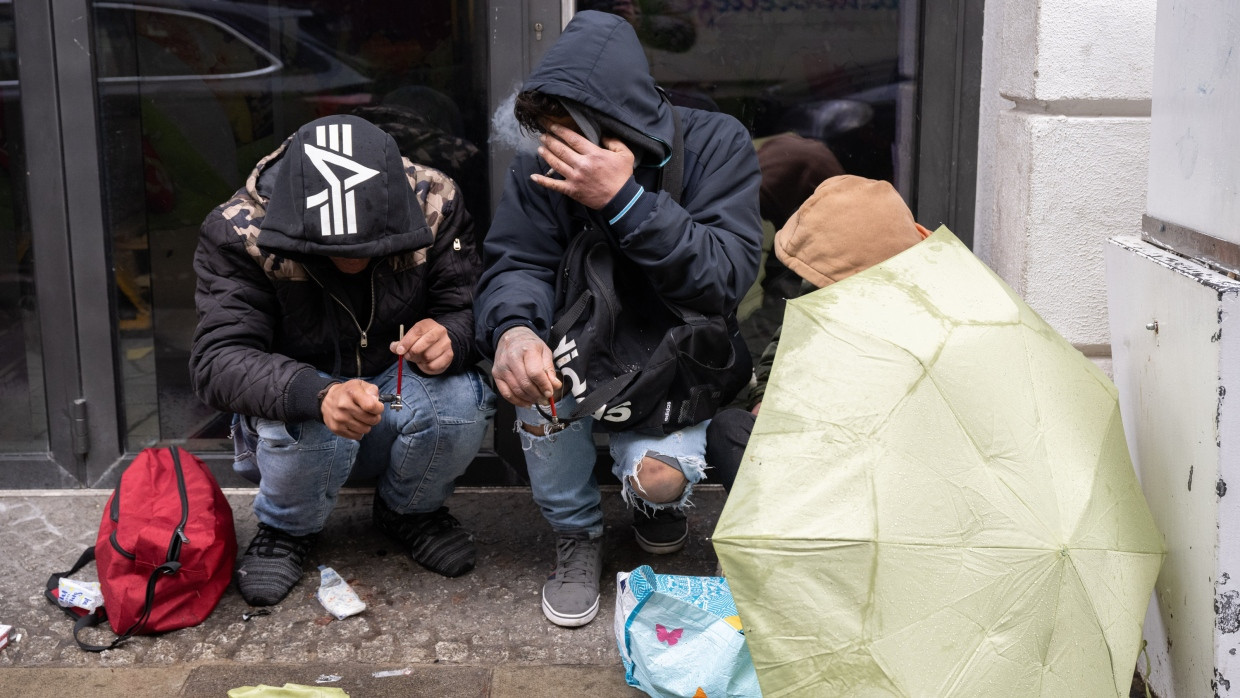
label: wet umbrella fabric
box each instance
[713,226,1164,697]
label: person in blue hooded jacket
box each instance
[473,11,761,627]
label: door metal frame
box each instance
[487,0,565,211]
[7,0,125,488]
[914,0,984,247]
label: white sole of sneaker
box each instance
[633,529,688,555]
[541,588,600,627]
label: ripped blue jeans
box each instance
[514,392,709,537]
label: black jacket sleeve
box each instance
[474,154,572,355]
[189,208,334,423]
[598,113,763,315]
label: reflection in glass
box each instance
[93,0,489,451]
[0,3,48,452]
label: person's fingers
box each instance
[547,123,594,153]
[494,327,555,406]
[530,172,570,195]
[543,366,563,400]
[494,373,533,407]
[408,327,445,358]
[511,360,546,405]
[342,422,373,441]
[338,401,383,427]
[329,381,381,422]
[537,143,573,180]
[491,359,531,407]
[407,329,452,374]
[416,342,451,366]
[539,134,572,163]
[601,136,632,157]
[325,413,369,441]
[520,347,559,401]
[416,349,452,375]
[393,319,432,356]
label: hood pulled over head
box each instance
[258,115,432,260]
[523,10,673,166]
[774,175,931,288]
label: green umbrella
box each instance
[713,226,1164,697]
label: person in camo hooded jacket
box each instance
[190,114,495,607]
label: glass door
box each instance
[90,0,493,455]
[0,2,46,455]
[5,0,976,486]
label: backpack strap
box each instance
[70,561,182,653]
[653,87,684,205]
[548,288,594,344]
[662,104,684,204]
[44,546,115,652]
[45,527,184,651]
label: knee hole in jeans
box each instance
[627,455,688,504]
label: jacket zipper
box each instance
[307,265,377,376]
[165,447,190,563]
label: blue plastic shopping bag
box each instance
[614,566,761,697]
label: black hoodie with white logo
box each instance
[190,115,481,424]
[473,10,763,358]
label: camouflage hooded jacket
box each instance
[189,127,481,425]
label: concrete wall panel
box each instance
[1000,0,1156,102]
[993,112,1149,346]
[1147,0,1240,243]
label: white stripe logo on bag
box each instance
[303,123,380,236]
[552,335,632,423]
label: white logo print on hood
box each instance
[257,115,433,260]
[303,122,381,236]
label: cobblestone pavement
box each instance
[0,485,1154,697]
[0,486,727,696]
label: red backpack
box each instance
[45,446,237,651]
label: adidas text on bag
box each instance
[549,225,750,435]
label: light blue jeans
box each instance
[233,364,496,536]
[514,393,709,537]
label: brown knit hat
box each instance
[773,175,929,288]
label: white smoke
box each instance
[489,85,540,155]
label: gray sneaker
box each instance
[541,532,603,627]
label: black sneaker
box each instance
[373,496,476,577]
[632,507,688,554]
[235,523,313,606]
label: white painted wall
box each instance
[1146,1,1240,242]
[975,0,1156,357]
[1106,2,1240,696]
[1108,238,1240,698]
